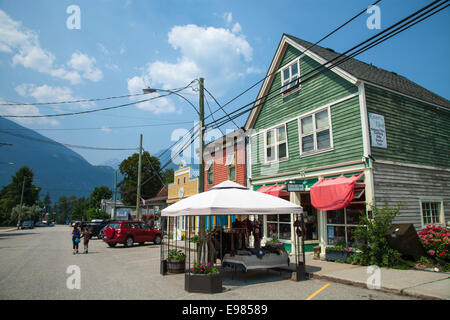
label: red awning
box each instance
[257,184,288,198]
[310,173,364,211]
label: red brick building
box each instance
[203,129,247,228]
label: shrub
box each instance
[418,225,450,262]
[168,249,185,261]
[353,203,403,267]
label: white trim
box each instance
[375,159,450,172]
[245,36,359,130]
[263,123,289,164]
[358,81,371,157]
[249,92,358,139]
[280,58,301,94]
[419,198,446,229]
[174,168,190,177]
[298,106,333,156]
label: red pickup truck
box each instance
[102,221,162,247]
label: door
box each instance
[139,222,155,242]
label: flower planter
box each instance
[326,250,350,262]
[167,260,185,274]
[184,273,222,294]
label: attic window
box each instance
[281,60,300,93]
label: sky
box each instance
[0,0,449,167]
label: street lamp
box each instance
[143,87,200,115]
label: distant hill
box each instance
[0,117,115,203]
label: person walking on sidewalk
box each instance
[72,223,81,254]
[81,226,91,254]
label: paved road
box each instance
[0,226,415,300]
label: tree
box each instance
[118,151,163,206]
[0,166,40,225]
[90,186,112,208]
[161,168,174,185]
[10,204,42,224]
[71,197,90,221]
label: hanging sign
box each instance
[368,113,387,148]
[286,183,305,192]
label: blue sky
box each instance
[0,0,448,167]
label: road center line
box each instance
[306,283,331,300]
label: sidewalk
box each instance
[158,241,450,300]
[305,255,450,300]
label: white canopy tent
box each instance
[160,180,308,289]
[161,180,303,217]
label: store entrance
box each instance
[300,193,318,241]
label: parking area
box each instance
[0,225,414,300]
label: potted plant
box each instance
[325,242,354,262]
[167,249,186,274]
[185,263,222,294]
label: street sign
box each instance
[286,183,305,192]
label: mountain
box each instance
[99,158,122,170]
[0,117,115,202]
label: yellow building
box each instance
[167,163,199,238]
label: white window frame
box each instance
[280,59,300,94]
[420,199,445,229]
[298,106,333,157]
[264,123,289,164]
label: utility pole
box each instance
[198,78,206,264]
[136,134,143,221]
[113,170,117,220]
[18,176,26,229]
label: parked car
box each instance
[34,221,47,227]
[88,220,114,239]
[48,222,55,227]
[21,220,34,229]
[102,221,162,248]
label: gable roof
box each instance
[245,34,449,129]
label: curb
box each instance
[311,273,444,300]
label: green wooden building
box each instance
[244,34,450,258]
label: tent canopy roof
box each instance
[161,180,302,217]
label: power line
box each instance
[0,81,195,118]
[205,0,450,129]
[0,121,193,132]
[204,0,383,122]
[0,81,198,106]
[0,129,138,151]
[204,87,239,130]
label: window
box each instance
[183,177,186,184]
[326,203,366,246]
[226,151,236,181]
[267,214,291,241]
[265,124,288,163]
[281,60,300,93]
[299,108,332,155]
[421,201,444,226]
[206,160,214,185]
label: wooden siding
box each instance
[251,96,364,179]
[253,45,358,130]
[365,84,450,168]
[372,162,450,231]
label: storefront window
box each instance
[266,214,291,241]
[326,203,366,246]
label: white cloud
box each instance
[0,9,102,84]
[67,52,103,82]
[223,12,233,24]
[232,22,242,34]
[98,43,110,55]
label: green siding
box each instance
[253,45,358,130]
[251,96,364,179]
[250,44,363,180]
[365,84,450,168]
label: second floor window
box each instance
[265,125,288,163]
[281,60,300,93]
[299,108,332,155]
[225,152,236,181]
[206,160,213,185]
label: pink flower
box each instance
[428,250,435,256]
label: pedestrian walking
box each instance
[72,223,81,254]
[81,226,91,254]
